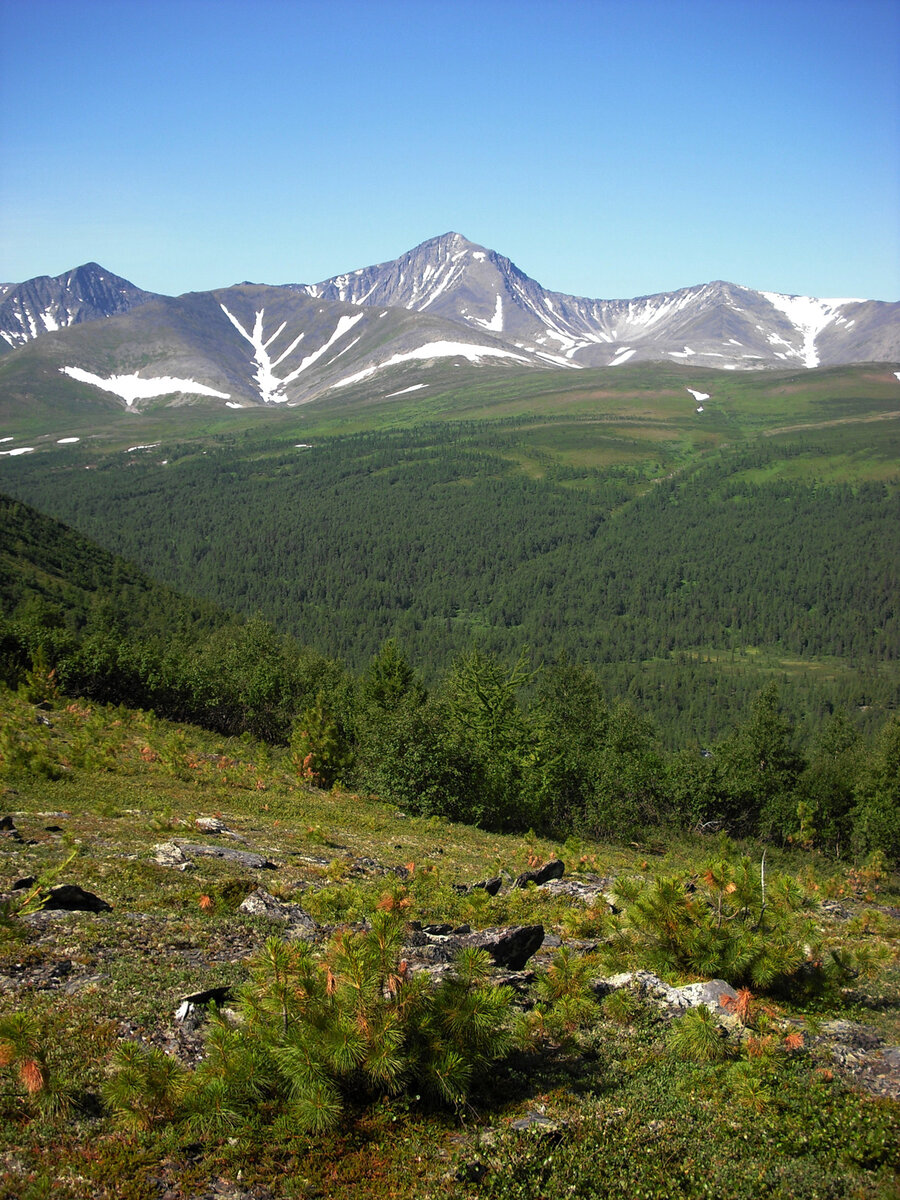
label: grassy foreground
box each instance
[1,690,899,1199]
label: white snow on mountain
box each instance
[330,341,532,389]
[686,388,710,403]
[385,384,429,397]
[761,292,863,369]
[220,306,364,403]
[60,367,231,406]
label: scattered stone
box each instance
[153,842,196,871]
[178,844,277,870]
[12,876,37,890]
[238,888,316,938]
[513,859,565,889]
[594,970,738,1016]
[42,884,112,913]
[540,878,618,910]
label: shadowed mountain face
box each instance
[0,235,897,415]
[0,263,158,352]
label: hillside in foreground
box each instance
[0,688,898,1199]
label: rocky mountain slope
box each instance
[0,263,157,352]
[295,232,900,371]
[1,235,897,415]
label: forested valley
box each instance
[2,484,898,864]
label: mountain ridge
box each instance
[0,234,898,415]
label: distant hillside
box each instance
[0,492,228,641]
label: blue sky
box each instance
[1,0,898,300]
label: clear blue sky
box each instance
[1,0,898,301]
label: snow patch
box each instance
[0,447,34,456]
[761,292,862,369]
[225,402,245,408]
[894,372,900,383]
[330,341,531,389]
[0,437,13,443]
[56,437,80,443]
[470,294,504,333]
[669,346,695,358]
[696,406,704,413]
[125,443,161,453]
[385,384,430,397]
[609,347,636,366]
[686,389,710,403]
[60,367,230,406]
[220,305,364,403]
[472,251,486,261]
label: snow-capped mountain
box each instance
[0,263,157,351]
[0,235,897,416]
[294,233,900,371]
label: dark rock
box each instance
[451,875,503,896]
[466,924,545,970]
[513,860,565,888]
[175,986,234,1022]
[12,876,37,890]
[0,816,23,842]
[43,884,112,912]
[422,923,454,935]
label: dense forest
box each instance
[1,419,898,745]
[1,492,898,864]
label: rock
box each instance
[540,878,618,910]
[594,970,738,1016]
[451,875,502,896]
[238,888,316,937]
[12,876,37,890]
[0,816,23,842]
[513,859,565,888]
[177,844,277,870]
[153,842,196,870]
[465,924,545,970]
[175,985,235,1023]
[473,876,503,896]
[510,1112,562,1137]
[42,884,112,913]
[819,1020,884,1050]
[671,979,740,1014]
[195,817,229,835]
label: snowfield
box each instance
[60,367,230,406]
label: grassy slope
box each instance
[0,690,898,1199]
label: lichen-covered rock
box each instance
[238,887,316,938]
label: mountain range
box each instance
[1,232,898,412]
